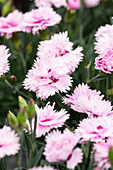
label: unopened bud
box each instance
[17,109,28,125]
[27,42,33,54]
[107,88,113,97]
[18,96,28,108]
[0,74,5,81]
[9,75,17,85]
[8,111,18,128]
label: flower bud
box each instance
[0,74,5,81]
[8,111,18,128]
[18,96,28,108]
[26,42,33,54]
[9,75,17,85]
[27,98,35,117]
[107,88,113,97]
[17,108,28,125]
[68,0,81,10]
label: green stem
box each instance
[5,79,30,100]
[17,132,24,170]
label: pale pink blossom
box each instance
[35,0,67,8]
[23,57,72,99]
[37,32,83,73]
[84,0,100,8]
[0,45,10,77]
[0,10,23,39]
[28,165,56,170]
[95,24,113,55]
[22,7,61,34]
[68,0,81,10]
[26,103,69,138]
[94,24,113,73]
[76,116,113,143]
[63,83,113,118]
[44,128,82,169]
[94,138,113,169]
[95,50,113,74]
[0,126,20,158]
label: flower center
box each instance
[97,125,103,130]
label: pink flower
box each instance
[84,0,100,8]
[0,45,10,77]
[0,126,20,158]
[44,129,82,169]
[23,57,72,99]
[95,24,113,55]
[37,32,83,73]
[95,50,113,74]
[28,165,56,170]
[63,83,113,118]
[76,116,113,143]
[68,0,81,10]
[26,103,69,138]
[0,10,23,39]
[94,138,113,169]
[94,24,113,74]
[35,0,67,8]
[22,7,61,34]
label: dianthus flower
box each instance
[28,165,56,170]
[0,126,20,158]
[63,83,113,118]
[0,10,23,39]
[94,138,113,169]
[44,129,83,169]
[84,0,100,8]
[76,116,113,143]
[95,50,113,74]
[0,45,10,77]
[37,32,83,73]
[23,57,72,99]
[26,103,69,137]
[35,0,67,8]
[22,6,61,34]
[94,24,113,74]
[95,24,113,55]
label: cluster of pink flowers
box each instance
[95,24,113,74]
[23,32,83,99]
[0,45,10,77]
[0,7,61,38]
[35,0,67,8]
[0,126,20,158]
[63,82,113,168]
[63,83,113,118]
[44,129,83,169]
[26,102,69,137]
